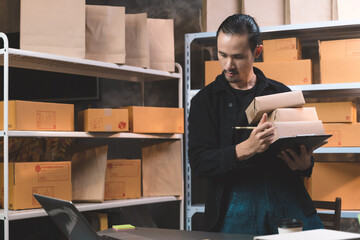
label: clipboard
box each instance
[266,134,332,154]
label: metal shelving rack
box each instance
[185,20,360,230]
[0,33,184,240]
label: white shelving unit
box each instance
[0,33,184,240]
[184,20,360,230]
[0,196,181,221]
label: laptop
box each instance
[33,193,120,240]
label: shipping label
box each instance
[35,164,70,182]
[36,111,56,129]
[105,182,125,198]
[107,162,139,178]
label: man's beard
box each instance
[223,69,240,83]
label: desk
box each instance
[99,227,254,240]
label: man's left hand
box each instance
[277,145,313,171]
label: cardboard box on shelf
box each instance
[262,38,301,62]
[320,39,360,83]
[123,106,184,134]
[254,60,312,85]
[204,60,222,86]
[323,123,360,147]
[78,108,128,132]
[104,159,141,200]
[320,58,360,84]
[245,91,305,125]
[204,60,312,86]
[305,102,357,123]
[311,162,360,209]
[0,161,72,210]
[320,38,360,60]
[0,100,74,131]
[71,145,108,203]
[268,107,318,122]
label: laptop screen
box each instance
[33,194,99,240]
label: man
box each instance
[188,14,323,235]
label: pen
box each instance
[233,126,256,130]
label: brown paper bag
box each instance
[337,0,360,20]
[125,13,150,68]
[86,5,125,64]
[201,0,242,32]
[71,145,108,202]
[20,0,85,58]
[0,0,20,33]
[285,0,332,24]
[147,18,175,72]
[242,0,285,27]
[142,141,182,196]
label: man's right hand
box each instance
[235,113,276,162]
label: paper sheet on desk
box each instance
[254,229,360,240]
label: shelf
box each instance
[315,147,360,154]
[289,83,360,99]
[0,196,181,221]
[188,203,359,219]
[0,48,181,82]
[0,130,182,139]
[185,19,360,43]
[189,83,360,101]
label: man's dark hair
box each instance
[216,14,260,53]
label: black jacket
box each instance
[188,67,315,231]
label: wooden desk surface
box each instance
[99,227,254,240]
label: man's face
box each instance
[217,31,256,86]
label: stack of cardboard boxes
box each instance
[305,101,360,209]
[204,37,312,86]
[245,91,329,153]
[257,38,312,86]
[0,100,184,210]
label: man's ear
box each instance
[255,45,263,58]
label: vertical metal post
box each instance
[184,34,193,231]
[0,32,9,240]
[175,63,184,230]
